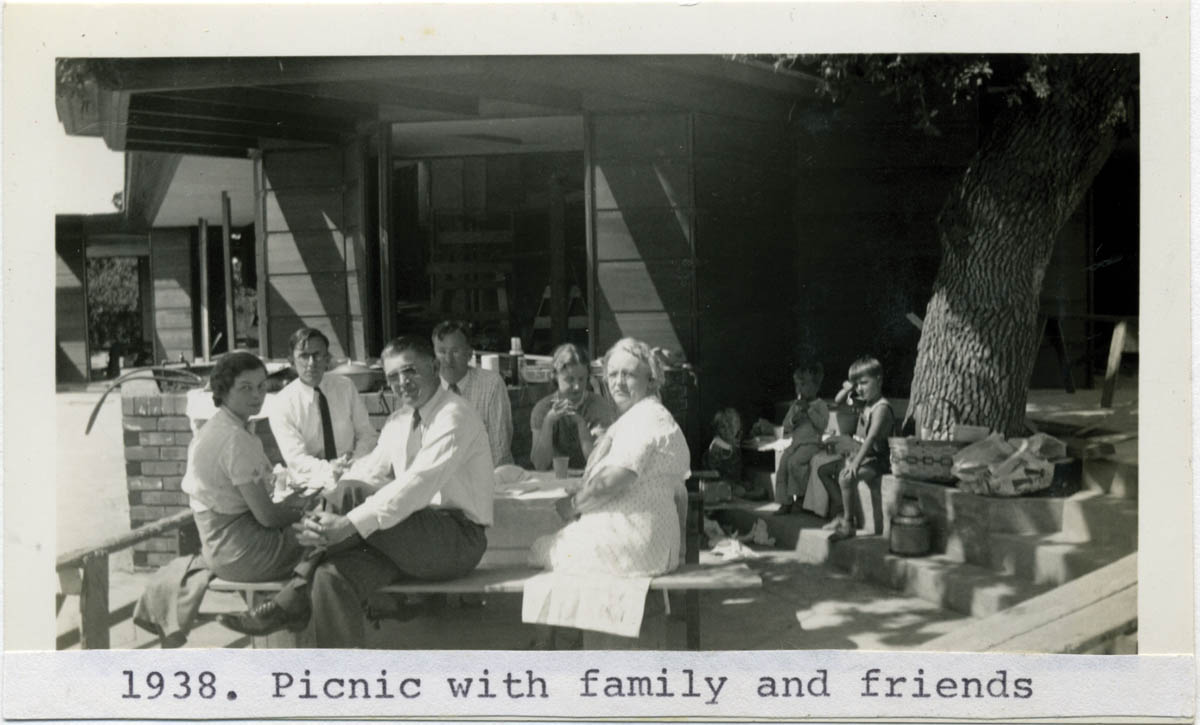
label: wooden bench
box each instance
[209,556,761,649]
[208,489,763,649]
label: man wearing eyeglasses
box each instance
[267,327,378,482]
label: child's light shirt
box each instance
[783,397,829,446]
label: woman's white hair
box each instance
[603,337,664,391]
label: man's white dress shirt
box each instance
[442,366,513,465]
[267,374,379,479]
[343,388,495,537]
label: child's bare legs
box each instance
[817,459,845,526]
[777,444,819,514]
[774,448,794,507]
[834,467,858,535]
[830,465,880,541]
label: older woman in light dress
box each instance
[530,337,691,577]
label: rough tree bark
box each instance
[909,56,1136,437]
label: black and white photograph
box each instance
[5,2,1193,721]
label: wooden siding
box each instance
[260,145,367,360]
[343,139,368,355]
[588,111,797,447]
[149,228,195,362]
[56,217,89,383]
[595,209,692,261]
[591,112,694,363]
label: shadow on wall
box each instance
[265,181,352,357]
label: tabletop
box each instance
[486,469,581,566]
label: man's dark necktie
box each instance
[316,388,337,460]
[449,382,461,395]
[406,409,422,468]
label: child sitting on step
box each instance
[704,408,769,501]
[775,361,829,515]
[703,408,743,499]
[817,356,895,541]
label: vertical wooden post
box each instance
[79,554,110,650]
[377,124,395,343]
[137,256,153,363]
[684,490,701,649]
[197,218,210,361]
[1050,317,1076,394]
[221,191,236,351]
[253,152,269,357]
[548,174,567,341]
[1100,320,1128,408]
[582,116,597,358]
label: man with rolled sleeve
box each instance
[268,327,378,480]
[219,336,494,647]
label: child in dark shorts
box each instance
[817,356,895,541]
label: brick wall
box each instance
[122,393,193,568]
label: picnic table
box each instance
[485,470,581,566]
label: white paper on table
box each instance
[521,572,650,637]
[497,473,581,499]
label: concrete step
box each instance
[986,532,1136,586]
[918,553,1137,653]
[827,536,1054,618]
[1059,492,1138,547]
[1082,458,1138,499]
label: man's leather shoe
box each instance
[218,600,309,636]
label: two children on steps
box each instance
[703,356,895,541]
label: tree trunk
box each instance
[909,56,1135,437]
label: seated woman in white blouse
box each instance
[182,352,309,582]
[530,337,691,577]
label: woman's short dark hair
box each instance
[211,351,267,407]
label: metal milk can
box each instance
[889,495,932,556]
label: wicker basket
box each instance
[888,436,970,483]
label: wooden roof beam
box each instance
[267,80,479,117]
[384,73,583,113]
[126,126,261,151]
[127,110,345,145]
[632,55,822,97]
[133,94,356,133]
[489,57,796,121]
[124,140,251,159]
[123,151,182,229]
[95,56,492,93]
[171,85,375,120]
